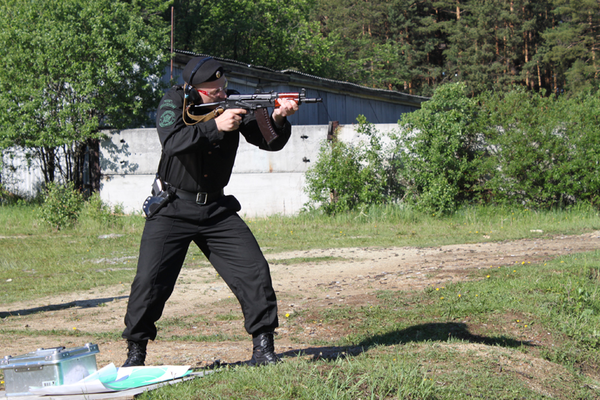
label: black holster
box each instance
[142,175,174,218]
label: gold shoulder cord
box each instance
[182,96,224,126]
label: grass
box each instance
[134,250,600,399]
[2,202,600,398]
[149,354,439,399]
[246,203,600,252]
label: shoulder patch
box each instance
[160,99,177,109]
[159,110,176,127]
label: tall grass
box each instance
[0,203,145,304]
[247,203,600,252]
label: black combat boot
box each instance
[249,332,280,366]
[122,340,147,367]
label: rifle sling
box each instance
[183,97,223,126]
[255,108,279,144]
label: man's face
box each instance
[195,76,228,103]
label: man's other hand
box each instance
[272,99,299,127]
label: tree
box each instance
[0,0,170,191]
[169,0,340,77]
[308,0,600,97]
[541,0,600,94]
[311,0,408,89]
[440,0,548,94]
[383,0,447,96]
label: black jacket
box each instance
[155,86,292,193]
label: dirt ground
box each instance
[2,231,600,383]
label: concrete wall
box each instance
[1,148,44,198]
[99,123,400,217]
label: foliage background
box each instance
[0,0,169,187]
[168,0,600,97]
[304,83,600,215]
[2,0,599,215]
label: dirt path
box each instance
[1,231,599,369]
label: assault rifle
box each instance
[188,88,322,144]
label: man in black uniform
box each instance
[121,56,298,367]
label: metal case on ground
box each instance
[0,343,99,397]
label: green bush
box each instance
[79,192,123,228]
[305,84,600,214]
[38,182,84,230]
[395,82,484,215]
[303,116,396,214]
[480,88,600,207]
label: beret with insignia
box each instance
[182,56,224,85]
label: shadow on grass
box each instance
[0,296,128,319]
[279,322,534,362]
[364,322,532,348]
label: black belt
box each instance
[175,188,223,205]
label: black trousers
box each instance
[122,197,278,342]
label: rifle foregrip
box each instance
[274,95,299,108]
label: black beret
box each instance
[182,57,224,85]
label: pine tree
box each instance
[384,0,448,95]
[542,0,600,93]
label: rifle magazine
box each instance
[255,108,279,144]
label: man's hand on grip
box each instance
[215,108,247,132]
